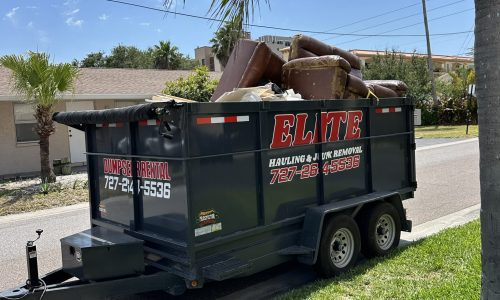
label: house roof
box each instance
[0,67,222,101]
[278,46,474,64]
[349,49,474,63]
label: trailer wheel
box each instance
[315,214,361,277]
[360,202,401,258]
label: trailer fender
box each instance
[297,191,402,265]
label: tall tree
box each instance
[105,45,152,69]
[153,40,181,69]
[363,50,431,104]
[475,1,500,298]
[210,17,245,68]
[0,52,79,183]
[80,51,106,68]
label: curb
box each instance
[416,137,478,152]
[401,203,480,245]
[0,202,89,226]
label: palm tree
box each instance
[153,40,181,70]
[164,0,267,28]
[475,0,500,297]
[210,17,244,68]
[0,52,79,183]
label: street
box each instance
[0,138,480,297]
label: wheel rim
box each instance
[329,228,355,268]
[375,214,396,250]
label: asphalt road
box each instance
[0,138,480,297]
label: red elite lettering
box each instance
[270,114,295,148]
[321,111,347,142]
[294,113,314,145]
[345,111,363,140]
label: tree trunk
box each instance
[475,1,500,298]
[39,133,55,183]
[35,105,56,183]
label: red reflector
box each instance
[224,116,238,123]
[196,117,211,125]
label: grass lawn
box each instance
[279,220,480,300]
[415,125,478,138]
[0,178,88,216]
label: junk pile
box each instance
[152,34,408,103]
[210,34,407,102]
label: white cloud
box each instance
[65,9,80,15]
[63,0,79,6]
[26,6,37,9]
[139,22,150,26]
[5,7,19,19]
[37,30,49,44]
[27,21,34,29]
[99,14,109,21]
[156,28,162,33]
[66,17,83,27]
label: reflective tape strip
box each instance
[196,115,250,125]
[138,119,161,126]
[96,123,123,128]
[375,107,402,113]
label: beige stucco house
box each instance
[0,67,221,178]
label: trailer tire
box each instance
[359,202,401,258]
[315,214,361,277]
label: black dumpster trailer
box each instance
[1,98,416,299]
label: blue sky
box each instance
[0,0,474,63]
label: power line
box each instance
[105,0,473,38]
[336,7,474,46]
[322,0,467,42]
[457,24,475,56]
[317,1,422,35]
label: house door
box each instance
[66,101,94,164]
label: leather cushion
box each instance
[366,83,399,98]
[211,39,285,101]
[282,55,350,100]
[363,80,408,96]
[289,34,362,70]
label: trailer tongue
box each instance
[1,98,415,299]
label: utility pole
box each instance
[421,0,439,108]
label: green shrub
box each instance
[162,66,218,102]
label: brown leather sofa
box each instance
[289,34,363,79]
[210,39,286,102]
[284,34,407,100]
[364,80,408,97]
[282,56,351,100]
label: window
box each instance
[14,103,38,143]
[285,41,291,46]
[209,57,215,71]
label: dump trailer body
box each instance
[50,98,415,285]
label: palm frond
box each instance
[0,52,79,108]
